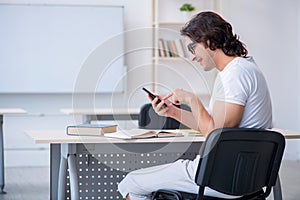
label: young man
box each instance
[118,11,272,200]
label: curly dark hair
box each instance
[181,11,248,57]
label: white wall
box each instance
[220,0,300,160]
[1,0,300,166]
[0,0,153,166]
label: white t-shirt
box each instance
[209,56,272,129]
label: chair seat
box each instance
[152,189,266,200]
[152,189,197,200]
[152,189,232,200]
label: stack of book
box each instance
[66,124,117,136]
[158,38,188,58]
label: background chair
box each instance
[152,128,286,200]
[138,103,191,130]
[138,103,200,161]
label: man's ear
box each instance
[205,39,217,51]
[205,39,210,49]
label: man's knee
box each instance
[118,172,135,198]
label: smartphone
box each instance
[142,87,168,107]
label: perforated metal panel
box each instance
[62,142,201,199]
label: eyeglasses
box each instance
[187,41,197,55]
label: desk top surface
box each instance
[25,128,300,144]
[270,128,300,139]
[25,130,205,144]
[0,108,27,115]
[60,108,140,115]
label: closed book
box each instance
[167,40,174,57]
[104,129,183,140]
[158,38,167,57]
[179,39,188,57]
[66,124,117,136]
[164,39,171,57]
[174,39,186,57]
[171,40,179,57]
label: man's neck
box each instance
[214,50,238,71]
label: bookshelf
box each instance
[152,0,219,97]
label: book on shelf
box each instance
[104,129,183,140]
[158,38,170,57]
[164,39,172,57]
[158,38,187,58]
[158,38,167,57]
[167,40,179,57]
[66,124,117,136]
[175,39,187,57]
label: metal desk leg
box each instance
[59,144,79,200]
[68,154,79,200]
[273,176,282,200]
[50,144,60,200]
[0,115,5,194]
[58,156,67,200]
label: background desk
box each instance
[26,129,299,200]
[0,108,27,193]
[60,108,140,123]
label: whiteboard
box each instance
[0,4,125,93]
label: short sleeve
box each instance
[214,67,250,106]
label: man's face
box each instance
[186,37,216,71]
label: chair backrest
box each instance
[195,128,285,199]
[138,103,190,129]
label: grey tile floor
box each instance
[0,160,299,200]
[0,166,49,200]
[273,160,300,200]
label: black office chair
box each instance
[138,103,191,130]
[152,128,286,200]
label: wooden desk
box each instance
[26,128,300,200]
[270,128,300,139]
[26,130,204,200]
[0,108,27,193]
[60,108,140,123]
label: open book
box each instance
[104,129,183,139]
